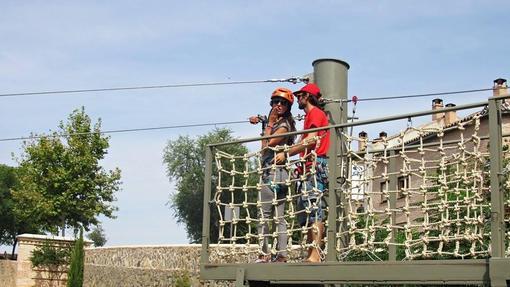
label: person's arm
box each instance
[262,126,289,149]
[274,130,318,164]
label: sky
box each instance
[1,0,509,250]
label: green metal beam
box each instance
[388,150,398,261]
[202,260,491,284]
[488,98,505,258]
[210,101,488,148]
[326,128,339,262]
[200,145,213,265]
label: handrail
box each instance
[210,100,491,148]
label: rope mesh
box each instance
[340,114,492,260]
[210,113,508,262]
[503,143,510,257]
[213,139,324,262]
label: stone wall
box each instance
[0,260,17,287]
[84,245,202,286]
[6,240,297,286]
[5,241,263,286]
[84,245,217,287]
[84,244,262,287]
[83,244,306,286]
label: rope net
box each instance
[211,113,509,262]
[213,138,325,262]
[503,142,510,257]
[341,114,493,260]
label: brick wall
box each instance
[0,260,17,287]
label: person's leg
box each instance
[257,185,273,262]
[304,220,324,262]
[274,197,288,261]
[303,172,325,263]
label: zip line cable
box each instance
[0,77,308,98]
[323,87,503,103]
[0,114,309,143]
[353,87,496,102]
[0,120,249,142]
[1,81,501,104]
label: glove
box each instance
[249,116,260,124]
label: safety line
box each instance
[0,77,308,98]
[0,120,249,142]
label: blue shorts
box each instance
[297,157,328,226]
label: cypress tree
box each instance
[67,228,84,287]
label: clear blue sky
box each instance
[1,1,509,249]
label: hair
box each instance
[282,109,296,145]
[307,93,322,108]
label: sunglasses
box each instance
[295,92,307,98]
[270,99,289,106]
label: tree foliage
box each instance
[0,164,40,254]
[0,164,18,245]
[30,240,71,270]
[86,225,107,247]
[12,107,121,235]
[163,128,253,243]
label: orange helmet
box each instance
[271,87,294,105]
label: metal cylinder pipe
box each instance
[312,58,350,124]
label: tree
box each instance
[86,225,107,247]
[12,107,122,236]
[0,164,17,246]
[30,240,72,284]
[67,228,85,287]
[0,164,39,255]
[163,128,254,243]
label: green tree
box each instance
[67,228,84,287]
[163,128,254,243]
[12,107,122,236]
[0,165,18,246]
[30,240,72,285]
[86,225,107,247]
[0,164,39,256]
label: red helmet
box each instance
[271,88,294,105]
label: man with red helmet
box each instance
[275,83,330,263]
[249,88,296,263]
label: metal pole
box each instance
[313,58,350,125]
[325,127,339,262]
[201,145,213,265]
[313,58,350,262]
[388,151,398,261]
[488,98,504,257]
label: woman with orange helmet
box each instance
[249,87,296,263]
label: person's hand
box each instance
[268,108,278,125]
[249,116,260,124]
[274,152,286,164]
